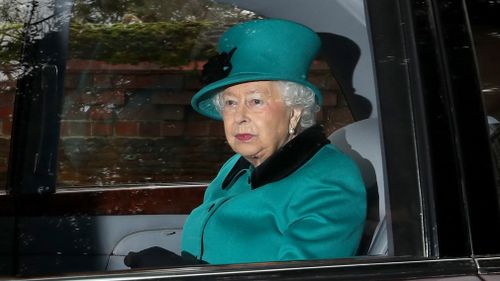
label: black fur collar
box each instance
[221,124,329,190]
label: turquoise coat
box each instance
[181,125,366,264]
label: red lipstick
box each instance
[235,134,254,141]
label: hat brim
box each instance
[191,73,323,120]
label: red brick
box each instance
[61,105,90,120]
[123,75,158,89]
[123,74,184,90]
[209,121,225,137]
[60,121,70,136]
[0,75,17,95]
[177,60,205,71]
[63,74,81,89]
[1,119,12,136]
[182,74,204,90]
[110,75,132,88]
[117,104,185,121]
[76,91,100,105]
[0,106,13,118]
[77,93,99,105]
[0,93,15,106]
[80,90,125,105]
[321,91,338,106]
[151,91,193,105]
[91,122,113,136]
[93,74,112,88]
[185,121,210,136]
[0,159,7,172]
[66,59,107,71]
[100,90,125,105]
[89,107,114,120]
[156,74,184,89]
[310,60,330,70]
[63,89,77,98]
[0,79,16,90]
[116,121,138,137]
[138,122,161,137]
[62,121,91,136]
[308,73,339,91]
[187,108,212,121]
[161,121,185,136]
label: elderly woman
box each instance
[125,18,366,268]
[180,18,366,265]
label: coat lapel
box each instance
[221,125,329,190]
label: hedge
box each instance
[0,21,218,66]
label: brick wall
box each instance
[0,60,352,187]
[0,72,15,188]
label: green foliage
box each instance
[68,21,218,65]
[0,0,257,66]
[0,21,219,66]
[70,0,256,24]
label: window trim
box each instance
[9,257,479,280]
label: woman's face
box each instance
[221,81,301,166]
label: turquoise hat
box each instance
[191,18,322,120]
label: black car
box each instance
[0,0,500,280]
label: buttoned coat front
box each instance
[181,126,366,264]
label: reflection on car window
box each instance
[0,1,28,189]
[58,0,350,187]
[1,0,75,191]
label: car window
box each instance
[2,0,454,278]
[57,0,354,187]
[60,0,403,261]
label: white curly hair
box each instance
[212,81,320,132]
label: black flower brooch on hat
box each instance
[201,47,237,85]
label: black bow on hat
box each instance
[200,47,237,85]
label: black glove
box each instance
[124,246,188,268]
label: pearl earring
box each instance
[289,127,295,135]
